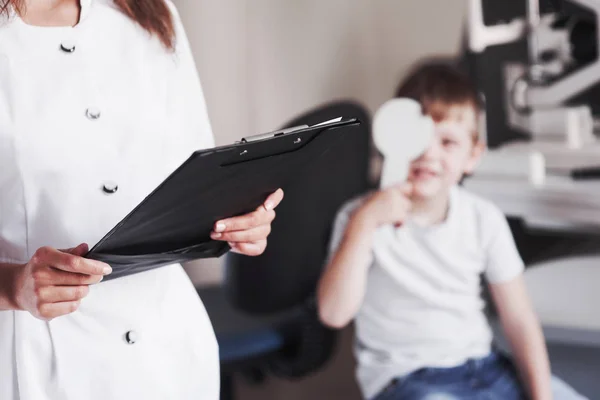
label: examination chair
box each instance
[197,100,372,399]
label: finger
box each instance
[229,240,267,256]
[394,196,412,217]
[57,243,88,255]
[396,194,412,208]
[33,247,111,276]
[54,254,111,276]
[261,188,284,212]
[67,243,89,257]
[37,300,81,321]
[49,268,105,286]
[214,209,275,233]
[396,182,413,196]
[211,224,271,242]
[38,285,89,303]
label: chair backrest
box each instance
[223,100,372,314]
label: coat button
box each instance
[124,330,138,345]
[86,107,101,120]
[102,182,118,194]
[60,41,76,53]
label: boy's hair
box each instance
[394,62,482,140]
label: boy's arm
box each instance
[317,212,377,328]
[317,184,412,329]
[483,205,552,400]
[489,277,552,400]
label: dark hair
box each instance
[395,62,482,131]
[1,0,175,50]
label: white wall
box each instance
[173,0,468,285]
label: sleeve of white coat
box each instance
[483,204,525,284]
[165,1,215,163]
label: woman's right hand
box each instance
[14,243,112,321]
[354,183,413,229]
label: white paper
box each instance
[311,117,343,127]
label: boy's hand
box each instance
[355,183,413,229]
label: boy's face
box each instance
[407,104,483,201]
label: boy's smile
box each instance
[410,163,441,181]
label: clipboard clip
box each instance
[236,125,309,144]
[235,117,344,144]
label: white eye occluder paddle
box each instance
[373,98,435,189]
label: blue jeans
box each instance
[372,351,586,400]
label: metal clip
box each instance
[236,125,308,144]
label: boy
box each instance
[317,63,586,400]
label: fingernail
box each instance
[264,201,274,211]
[103,266,112,275]
[212,232,222,239]
[215,222,226,233]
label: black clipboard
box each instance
[86,117,363,281]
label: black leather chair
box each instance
[197,99,371,399]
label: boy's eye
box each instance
[442,138,457,147]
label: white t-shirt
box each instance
[328,186,524,399]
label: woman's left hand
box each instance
[210,189,284,256]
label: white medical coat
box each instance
[0,0,219,398]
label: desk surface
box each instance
[463,174,600,231]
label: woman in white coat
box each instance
[0,0,284,399]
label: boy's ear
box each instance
[464,140,485,174]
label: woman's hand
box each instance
[210,189,284,256]
[13,243,112,320]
